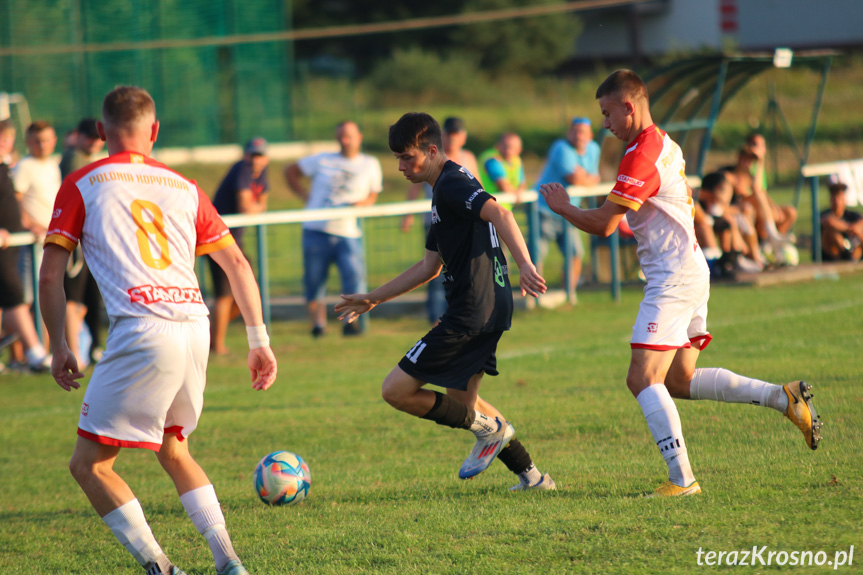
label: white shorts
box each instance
[631,280,712,351]
[77,316,210,451]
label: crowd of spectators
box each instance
[3,112,858,369]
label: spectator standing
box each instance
[12,121,61,305]
[0,149,52,372]
[285,121,381,337]
[0,119,18,166]
[821,182,863,261]
[208,138,269,355]
[478,132,526,209]
[60,118,107,365]
[402,117,480,324]
[60,118,105,176]
[535,117,601,302]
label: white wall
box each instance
[572,0,863,60]
[574,0,722,59]
[736,0,863,50]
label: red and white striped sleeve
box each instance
[194,185,235,256]
[44,179,86,252]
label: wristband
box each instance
[246,325,270,349]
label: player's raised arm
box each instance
[336,249,442,323]
[209,243,277,390]
[479,200,546,298]
[540,182,628,237]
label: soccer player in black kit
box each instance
[336,113,554,490]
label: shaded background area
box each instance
[0,0,294,146]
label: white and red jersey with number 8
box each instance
[46,151,235,321]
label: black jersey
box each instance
[425,161,513,334]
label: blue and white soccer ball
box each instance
[253,451,311,506]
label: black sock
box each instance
[496,438,533,474]
[420,391,474,429]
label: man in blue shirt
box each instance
[534,117,600,301]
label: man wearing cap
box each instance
[208,138,269,354]
[402,116,481,325]
[534,117,601,302]
[60,118,106,178]
[285,121,381,338]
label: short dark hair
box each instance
[102,86,156,129]
[737,147,758,162]
[595,70,649,102]
[829,182,848,196]
[700,171,727,192]
[745,132,764,145]
[76,118,100,140]
[26,121,53,137]
[389,112,443,153]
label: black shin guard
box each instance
[420,391,474,430]
[496,438,533,474]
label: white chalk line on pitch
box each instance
[500,297,863,360]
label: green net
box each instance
[0,0,294,147]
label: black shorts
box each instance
[0,246,24,309]
[208,255,231,298]
[64,248,89,304]
[397,324,503,391]
[208,239,243,298]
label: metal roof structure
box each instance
[599,50,838,184]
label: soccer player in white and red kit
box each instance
[39,86,276,575]
[540,70,821,497]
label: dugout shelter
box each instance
[597,49,836,185]
[591,50,837,283]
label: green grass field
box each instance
[2,274,862,574]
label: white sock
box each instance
[102,500,169,570]
[180,485,238,572]
[637,385,696,488]
[689,367,787,413]
[518,464,543,486]
[469,411,499,437]
[766,219,785,243]
[25,344,48,363]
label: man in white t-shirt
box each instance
[540,70,821,498]
[13,121,61,303]
[40,86,277,575]
[285,121,382,337]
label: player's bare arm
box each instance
[39,243,85,390]
[478,199,546,298]
[284,163,308,202]
[336,249,442,323]
[540,182,628,237]
[210,243,277,390]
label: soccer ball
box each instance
[253,451,311,506]
[774,242,800,267]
